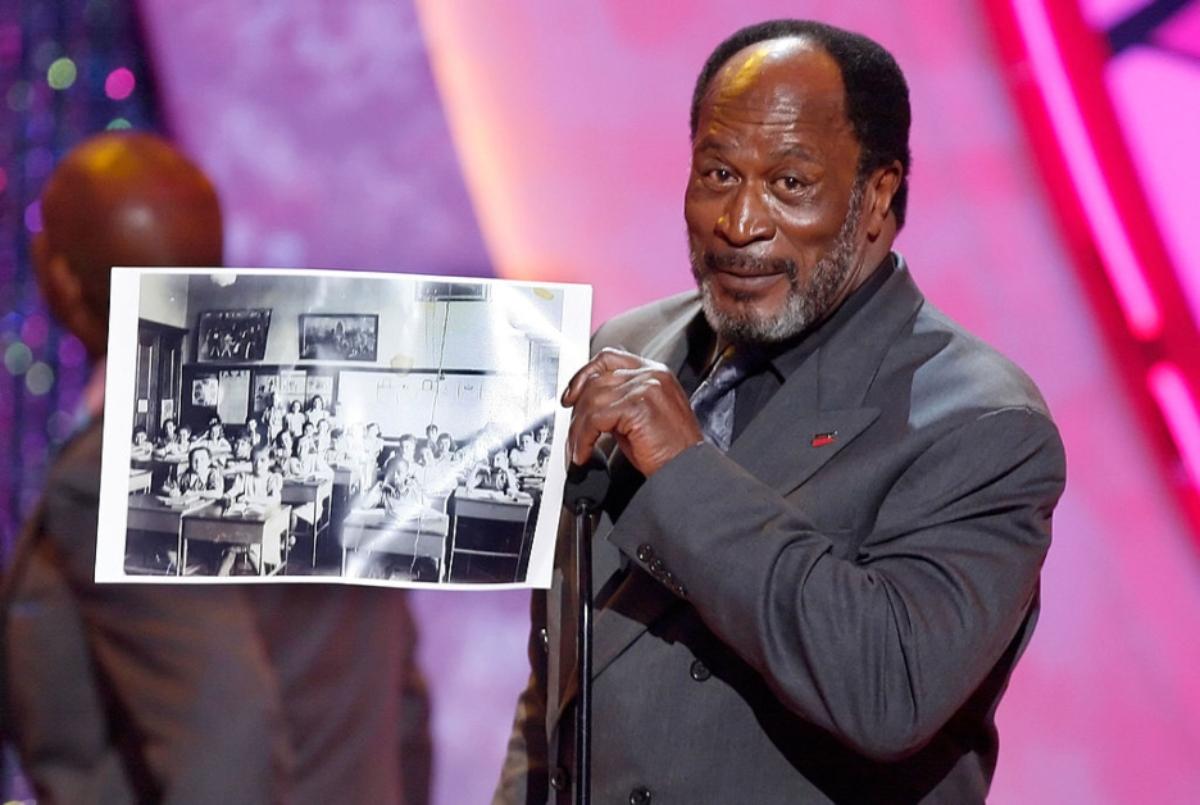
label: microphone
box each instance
[564,448,610,512]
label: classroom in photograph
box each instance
[97,268,590,589]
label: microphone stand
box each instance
[564,450,608,805]
[573,496,595,805]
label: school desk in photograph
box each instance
[448,488,533,583]
[180,502,292,575]
[283,477,333,566]
[129,468,153,494]
[125,493,212,576]
[339,508,451,579]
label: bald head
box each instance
[34,132,222,357]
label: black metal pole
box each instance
[574,500,594,805]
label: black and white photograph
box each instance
[97,267,590,589]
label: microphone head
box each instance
[564,448,610,511]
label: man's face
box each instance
[400,439,416,460]
[191,449,210,474]
[684,39,868,344]
[253,451,270,475]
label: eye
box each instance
[775,175,810,193]
[699,165,737,186]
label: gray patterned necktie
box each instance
[689,345,755,452]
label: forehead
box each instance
[696,37,852,146]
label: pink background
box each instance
[137,1,1200,802]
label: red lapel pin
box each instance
[810,431,838,448]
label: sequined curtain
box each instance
[0,0,161,556]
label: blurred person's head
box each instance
[188,445,212,475]
[33,132,222,359]
[178,424,192,443]
[492,450,510,471]
[162,418,177,439]
[233,435,252,459]
[398,434,417,461]
[251,444,272,475]
[133,425,148,445]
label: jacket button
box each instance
[649,557,665,575]
[539,627,549,652]
[550,766,570,791]
[674,583,687,599]
[629,785,652,805]
[690,659,711,682]
[636,543,654,562]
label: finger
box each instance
[561,347,647,406]
[566,379,628,465]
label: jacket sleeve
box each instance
[607,405,1065,761]
[493,590,550,805]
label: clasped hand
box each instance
[562,347,703,476]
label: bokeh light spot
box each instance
[24,201,42,233]
[105,67,135,100]
[20,314,49,350]
[106,117,132,131]
[47,57,77,90]
[4,342,33,375]
[58,334,86,368]
[25,362,55,395]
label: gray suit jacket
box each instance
[2,419,431,805]
[496,258,1066,803]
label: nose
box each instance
[715,183,774,247]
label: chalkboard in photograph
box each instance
[335,369,537,441]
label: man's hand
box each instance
[562,347,703,476]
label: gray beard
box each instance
[691,180,865,345]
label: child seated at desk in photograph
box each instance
[508,431,541,473]
[216,444,285,575]
[162,446,225,499]
[243,417,264,448]
[280,433,334,480]
[468,449,522,498]
[154,422,191,459]
[131,425,153,461]
[324,428,358,468]
[154,418,178,450]
[315,418,332,453]
[194,417,232,455]
[285,400,307,438]
[306,394,330,426]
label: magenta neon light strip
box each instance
[1147,362,1200,490]
[1011,0,1163,340]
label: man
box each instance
[2,132,431,804]
[496,20,1065,804]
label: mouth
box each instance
[709,269,788,295]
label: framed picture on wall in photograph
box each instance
[196,309,272,362]
[299,314,378,362]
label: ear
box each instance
[32,239,84,323]
[864,160,903,241]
